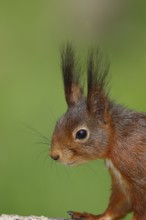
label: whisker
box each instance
[48,157,54,170]
[35,148,49,160]
[63,166,71,180]
[24,122,50,143]
[35,141,50,146]
[85,163,99,175]
[42,153,50,166]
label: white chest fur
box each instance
[105,159,128,195]
[103,217,112,220]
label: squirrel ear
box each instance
[87,49,110,123]
[61,43,83,106]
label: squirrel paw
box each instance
[67,211,103,220]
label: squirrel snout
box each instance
[49,149,60,161]
[50,154,60,161]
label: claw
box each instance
[67,211,74,216]
[67,211,85,220]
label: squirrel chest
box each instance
[105,159,131,202]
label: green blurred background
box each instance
[0,1,146,219]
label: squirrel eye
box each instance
[75,129,87,140]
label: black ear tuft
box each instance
[87,48,110,122]
[60,43,83,106]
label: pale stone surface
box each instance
[0,215,66,220]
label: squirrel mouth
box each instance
[66,161,77,166]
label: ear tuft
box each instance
[87,49,110,122]
[60,43,83,106]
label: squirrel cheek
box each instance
[60,148,78,165]
[63,148,75,160]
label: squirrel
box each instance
[49,43,146,220]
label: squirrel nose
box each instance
[50,154,60,161]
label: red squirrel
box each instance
[50,43,146,220]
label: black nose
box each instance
[51,154,60,161]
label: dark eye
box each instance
[75,129,87,140]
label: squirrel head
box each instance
[50,44,112,166]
